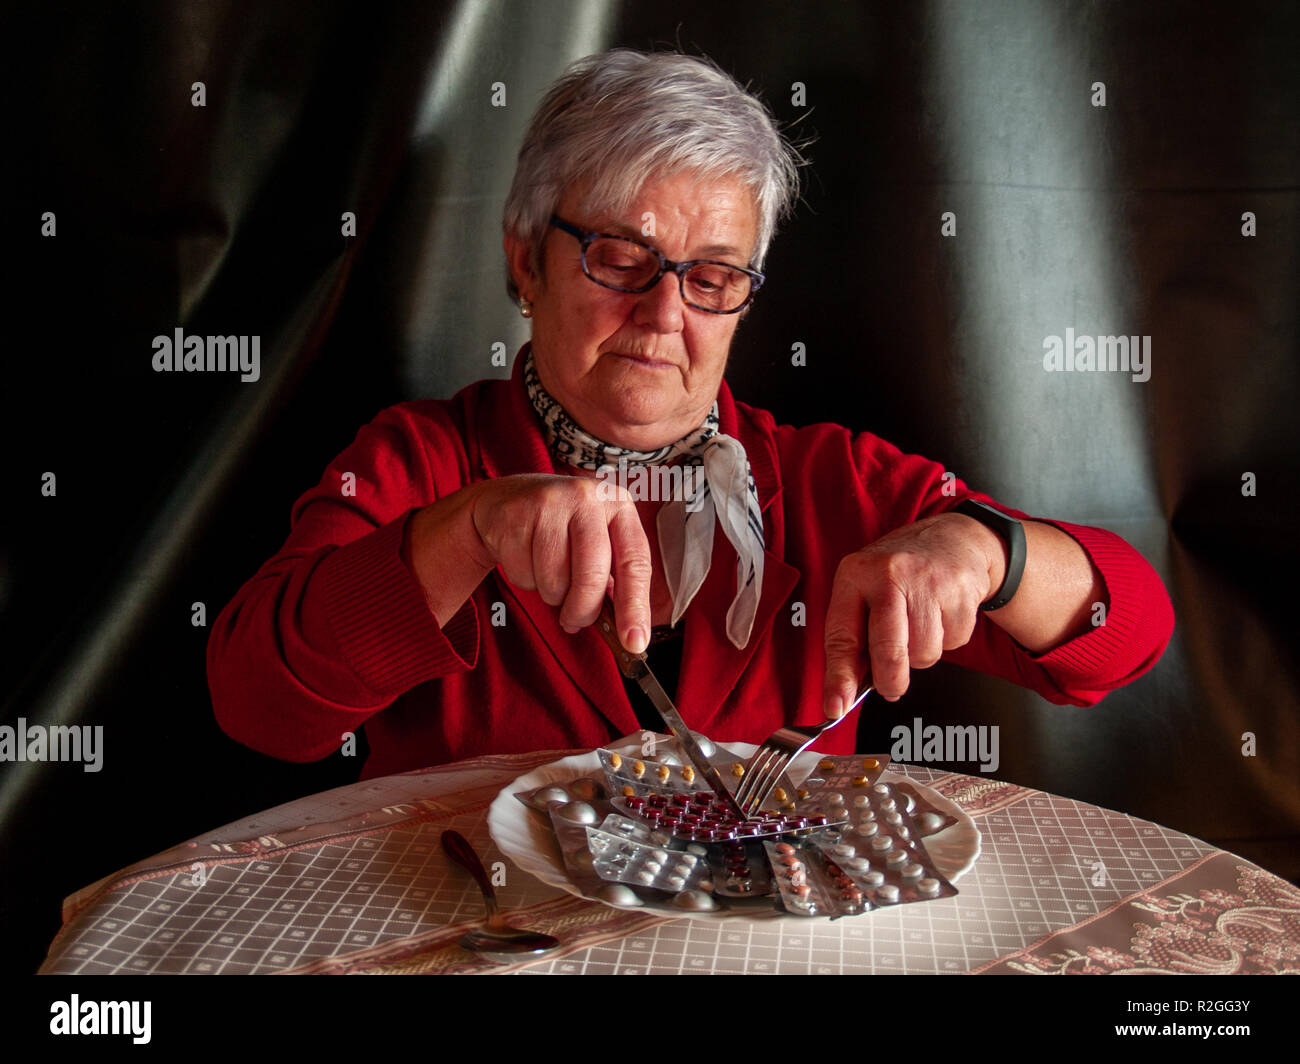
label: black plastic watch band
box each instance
[953,499,1026,611]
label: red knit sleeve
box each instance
[207,402,481,762]
[851,431,1174,706]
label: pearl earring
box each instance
[520,300,533,318]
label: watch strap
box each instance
[953,499,1026,611]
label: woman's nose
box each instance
[632,270,686,331]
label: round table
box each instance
[38,748,1300,975]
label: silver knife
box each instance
[595,601,748,821]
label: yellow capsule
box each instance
[772,786,788,802]
[610,753,622,770]
[656,764,671,782]
[681,766,695,783]
[862,757,880,771]
[632,760,646,778]
[851,775,868,787]
[622,784,636,797]
[731,763,745,778]
[818,758,837,773]
[796,788,810,800]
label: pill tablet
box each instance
[886,850,908,869]
[862,870,885,887]
[851,776,868,787]
[916,812,945,833]
[870,835,893,852]
[731,763,745,777]
[609,753,622,770]
[681,766,695,783]
[862,758,880,771]
[876,884,901,904]
[918,877,941,896]
[901,862,924,879]
[818,758,837,773]
[855,822,879,838]
[631,760,646,778]
[853,795,872,808]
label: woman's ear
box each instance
[504,231,538,303]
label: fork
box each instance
[732,686,874,815]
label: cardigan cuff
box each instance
[1024,518,1173,688]
[318,511,479,696]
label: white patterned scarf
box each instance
[524,350,764,649]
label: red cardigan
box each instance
[208,349,1174,779]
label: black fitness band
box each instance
[953,499,1026,611]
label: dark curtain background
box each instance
[4,0,1297,975]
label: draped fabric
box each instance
[4,1,1297,974]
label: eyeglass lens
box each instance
[584,237,753,312]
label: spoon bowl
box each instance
[441,830,560,962]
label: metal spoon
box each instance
[440,830,560,961]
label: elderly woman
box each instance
[208,50,1173,779]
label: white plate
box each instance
[487,739,981,921]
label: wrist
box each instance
[952,499,1026,611]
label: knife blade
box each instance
[594,602,748,820]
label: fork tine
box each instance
[736,743,781,811]
[747,753,792,813]
[741,746,790,814]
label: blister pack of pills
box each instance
[611,790,847,842]
[586,830,711,893]
[757,776,958,916]
[708,839,776,898]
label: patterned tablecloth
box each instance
[38,749,1300,975]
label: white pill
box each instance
[879,797,896,812]
[876,884,900,903]
[853,795,872,808]
[862,870,885,887]
[918,878,941,896]
[916,812,944,833]
[855,822,879,838]
[870,835,893,852]
[830,843,856,858]
[841,857,871,874]
[901,862,924,879]
[886,850,908,868]
[824,792,844,805]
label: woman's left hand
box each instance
[822,512,1005,715]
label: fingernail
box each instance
[561,623,580,635]
[627,626,648,653]
[826,694,843,718]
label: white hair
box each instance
[503,49,805,304]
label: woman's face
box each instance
[507,171,759,451]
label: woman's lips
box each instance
[611,351,675,369]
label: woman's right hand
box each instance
[404,474,653,653]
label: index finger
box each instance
[866,584,910,701]
[606,502,652,653]
[823,574,868,719]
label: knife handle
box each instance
[596,600,648,679]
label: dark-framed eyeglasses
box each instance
[548,215,765,315]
